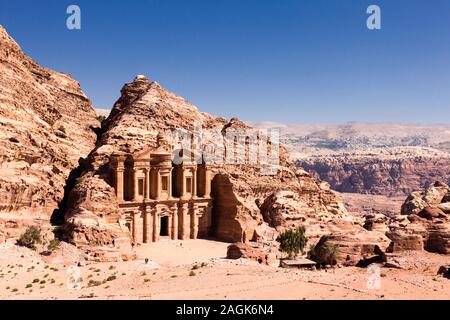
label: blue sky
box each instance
[1,0,449,124]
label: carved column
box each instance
[171,204,178,240]
[145,168,150,200]
[157,169,162,200]
[116,165,125,202]
[192,168,197,198]
[204,169,211,198]
[168,168,173,199]
[153,207,160,242]
[144,207,153,243]
[179,203,189,240]
[132,212,137,243]
[190,204,199,239]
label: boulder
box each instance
[418,207,446,220]
[386,230,424,252]
[363,213,389,233]
[320,227,390,266]
[401,182,450,216]
[226,243,269,265]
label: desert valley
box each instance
[0,24,449,300]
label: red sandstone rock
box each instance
[0,26,99,239]
[65,75,350,247]
[226,243,269,265]
[418,207,446,220]
[386,230,424,252]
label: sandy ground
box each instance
[0,239,449,300]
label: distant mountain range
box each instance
[251,122,450,196]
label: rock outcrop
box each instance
[226,243,269,265]
[0,26,99,240]
[65,75,350,247]
[386,182,450,254]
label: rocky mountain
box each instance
[0,26,99,239]
[64,75,351,255]
[251,122,450,196]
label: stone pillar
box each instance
[190,205,199,239]
[179,203,189,240]
[116,166,124,202]
[192,168,197,198]
[144,208,153,243]
[171,204,178,240]
[168,168,173,199]
[156,169,161,200]
[145,169,150,200]
[204,169,211,198]
[132,212,137,243]
[153,208,160,242]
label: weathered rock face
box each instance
[401,181,450,215]
[321,225,390,266]
[65,75,349,246]
[297,151,450,196]
[386,182,450,255]
[0,26,99,239]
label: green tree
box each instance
[276,226,308,259]
[17,226,42,250]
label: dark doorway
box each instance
[160,216,169,236]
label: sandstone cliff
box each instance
[64,75,350,248]
[0,26,99,239]
[297,148,450,196]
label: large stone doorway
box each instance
[160,216,169,236]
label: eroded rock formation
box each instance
[385,182,450,254]
[0,26,99,241]
[64,75,350,249]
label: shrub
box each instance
[58,126,66,134]
[25,284,32,288]
[276,226,308,259]
[17,226,42,250]
[88,279,102,287]
[189,271,196,276]
[47,239,61,252]
[106,275,116,282]
[9,137,19,143]
[308,236,339,267]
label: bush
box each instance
[47,239,61,251]
[58,126,66,134]
[17,226,42,250]
[106,275,116,282]
[276,226,308,259]
[308,236,339,266]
